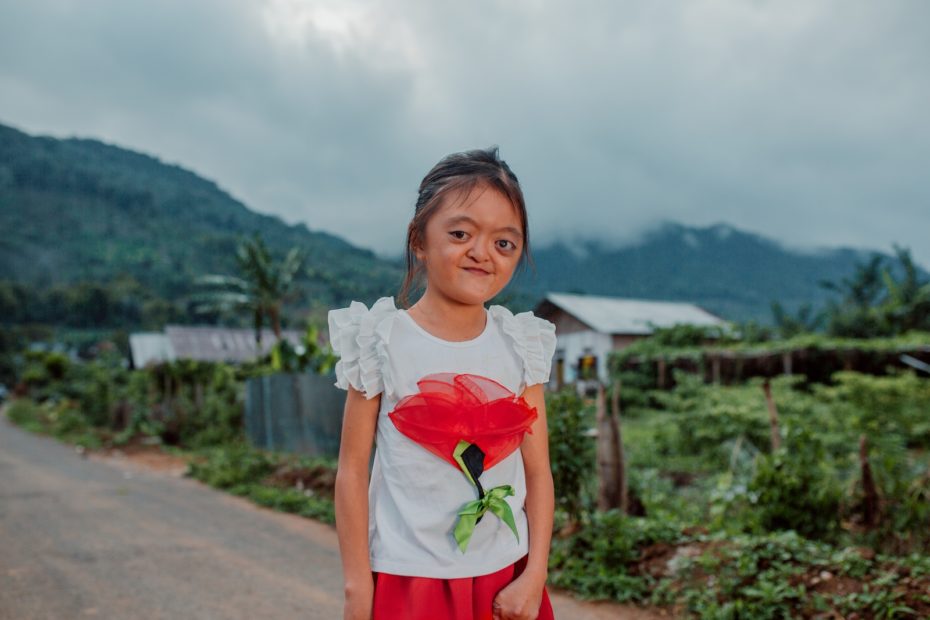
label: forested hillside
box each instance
[2,120,924,330]
[0,122,402,329]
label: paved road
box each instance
[0,409,658,620]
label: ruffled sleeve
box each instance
[327,296,397,400]
[489,306,558,389]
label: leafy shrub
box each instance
[5,396,102,448]
[246,484,335,523]
[186,444,337,524]
[5,398,44,432]
[548,511,683,601]
[546,388,595,526]
[187,443,276,490]
[669,531,930,619]
[714,425,843,541]
[174,363,244,448]
[812,369,930,449]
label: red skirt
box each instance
[372,554,555,620]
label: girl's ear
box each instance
[411,231,426,262]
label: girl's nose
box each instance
[466,242,490,262]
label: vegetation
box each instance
[0,122,404,333]
[541,262,930,617]
[819,245,930,338]
[186,442,336,523]
[3,188,929,617]
[193,232,306,346]
[8,334,930,617]
[4,344,340,527]
[544,363,930,617]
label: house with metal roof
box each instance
[129,325,303,368]
[533,292,730,388]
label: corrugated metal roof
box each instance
[129,326,305,365]
[129,332,175,368]
[543,291,728,335]
[165,325,303,363]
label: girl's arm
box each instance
[335,385,380,609]
[491,383,555,618]
[518,382,555,583]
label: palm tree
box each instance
[769,300,824,338]
[878,244,930,333]
[192,232,305,353]
[818,245,930,337]
[818,253,888,338]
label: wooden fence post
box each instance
[762,379,781,452]
[596,381,623,511]
[859,434,880,528]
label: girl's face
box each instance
[415,183,524,307]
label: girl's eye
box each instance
[449,230,468,240]
[498,240,517,251]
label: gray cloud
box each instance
[2,0,928,267]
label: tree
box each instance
[819,253,889,338]
[819,245,930,337]
[769,300,824,338]
[877,244,930,333]
[192,232,305,353]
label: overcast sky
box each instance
[2,0,928,267]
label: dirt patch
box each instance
[88,440,191,477]
[798,562,930,617]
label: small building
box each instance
[128,332,176,368]
[129,325,303,368]
[533,292,729,389]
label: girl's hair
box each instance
[397,146,535,308]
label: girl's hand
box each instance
[491,572,544,620]
[343,581,374,620]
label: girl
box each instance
[329,146,557,620]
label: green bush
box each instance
[187,443,276,489]
[5,396,103,448]
[546,388,596,526]
[669,531,927,619]
[812,369,930,449]
[713,424,843,541]
[5,398,44,432]
[185,444,337,524]
[548,511,683,601]
[174,363,244,448]
[246,484,335,523]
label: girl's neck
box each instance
[407,291,488,341]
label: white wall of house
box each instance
[551,329,614,385]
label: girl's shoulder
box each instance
[326,298,559,396]
[327,296,398,400]
[487,304,558,388]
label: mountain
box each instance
[0,121,403,326]
[1,120,920,329]
[507,221,924,324]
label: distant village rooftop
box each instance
[537,291,728,335]
[533,291,730,389]
[129,325,303,368]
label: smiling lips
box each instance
[464,267,490,275]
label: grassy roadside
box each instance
[2,397,338,525]
[6,395,930,619]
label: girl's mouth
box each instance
[463,267,490,276]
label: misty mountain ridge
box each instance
[1,119,919,327]
[505,220,916,324]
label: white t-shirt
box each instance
[327,296,557,578]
